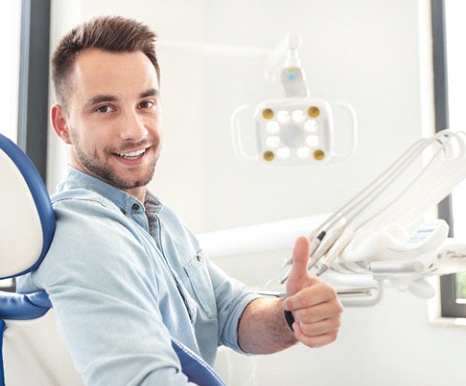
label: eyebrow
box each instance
[87,94,117,106]
[86,88,159,107]
[140,88,159,99]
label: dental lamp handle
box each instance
[331,101,358,160]
[230,104,260,160]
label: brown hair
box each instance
[52,16,160,109]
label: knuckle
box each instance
[326,283,339,299]
[335,317,342,329]
[334,299,344,314]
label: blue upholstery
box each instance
[0,290,50,320]
[0,133,225,386]
[172,339,227,385]
[0,320,4,385]
[0,134,55,279]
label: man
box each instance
[18,15,343,385]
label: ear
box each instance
[51,104,72,144]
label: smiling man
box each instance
[52,47,161,201]
[17,16,343,385]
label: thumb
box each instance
[286,236,312,296]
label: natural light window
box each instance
[446,0,466,306]
[433,0,466,320]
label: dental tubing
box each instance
[268,130,466,286]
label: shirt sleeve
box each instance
[207,259,261,352]
[22,197,200,386]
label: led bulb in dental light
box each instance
[266,121,280,134]
[291,109,306,123]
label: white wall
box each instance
[48,1,466,385]
[0,0,21,142]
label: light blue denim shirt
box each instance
[17,167,260,385]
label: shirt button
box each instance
[131,203,140,211]
[196,255,202,262]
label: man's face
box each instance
[52,48,162,201]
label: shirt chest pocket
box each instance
[183,253,217,319]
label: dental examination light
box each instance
[198,130,466,306]
[158,33,356,164]
[231,32,357,164]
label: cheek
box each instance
[68,116,103,145]
[68,127,84,148]
[151,116,163,137]
[139,115,161,140]
[68,124,97,151]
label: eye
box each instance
[139,100,155,109]
[95,105,115,114]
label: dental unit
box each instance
[199,129,466,306]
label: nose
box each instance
[118,110,149,141]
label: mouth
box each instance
[114,147,148,160]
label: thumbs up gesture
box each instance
[283,236,343,348]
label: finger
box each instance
[289,236,310,279]
[293,321,340,348]
[291,299,343,324]
[293,310,342,333]
[284,279,337,311]
[286,236,311,296]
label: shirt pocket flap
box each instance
[184,253,217,319]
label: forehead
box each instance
[70,48,159,99]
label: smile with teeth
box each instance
[115,148,147,160]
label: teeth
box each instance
[117,148,146,159]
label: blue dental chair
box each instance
[0,133,225,386]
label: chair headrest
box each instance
[0,133,55,279]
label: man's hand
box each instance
[283,236,343,348]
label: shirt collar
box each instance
[57,166,162,215]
